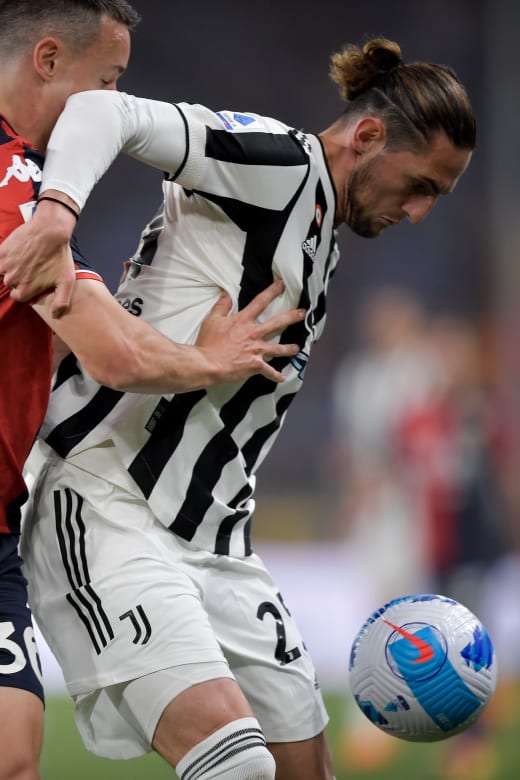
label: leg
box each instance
[268,731,334,780]
[0,535,44,780]
[205,555,334,778]
[152,677,254,766]
[115,671,275,778]
[0,688,43,780]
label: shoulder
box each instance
[177,104,309,167]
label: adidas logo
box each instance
[302,235,318,259]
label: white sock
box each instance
[175,717,275,780]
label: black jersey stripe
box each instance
[53,353,81,391]
[54,489,114,652]
[169,426,239,540]
[241,391,296,475]
[192,190,276,233]
[204,128,308,167]
[169,376,276,538]
[169,377,291,541]
[46,386,124,457]
[128,390,206,499]
[215,483,253,555]
[128,204,164,277]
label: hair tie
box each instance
[36,196,79,222]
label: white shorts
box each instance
[22,455,328,758]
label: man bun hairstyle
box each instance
[330,36,476,151]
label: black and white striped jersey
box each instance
[41,97,339,557]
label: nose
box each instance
[403,195,436,225]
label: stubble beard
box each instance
[345,158,382,239]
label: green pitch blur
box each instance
[40,687,520,780]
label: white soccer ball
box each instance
[348,594,497,742]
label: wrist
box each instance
[197,346,223,387]
[34,192,78,237]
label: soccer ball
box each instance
[348,594,497,742]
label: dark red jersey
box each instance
[0,116,101,534]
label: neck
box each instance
[319,121,356,227]
[0,58,53,150]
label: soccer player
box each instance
[4,37,475,780]
[0,2,303,779]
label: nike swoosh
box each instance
[384,620,435,663]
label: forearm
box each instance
[42,91,191,210]
[35,281,219,393]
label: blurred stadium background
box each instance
[37,0,520,777]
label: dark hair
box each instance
[0,0,140,57]
[330,37,476,151]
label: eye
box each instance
[412,180,430,196]
[412,179,439,198]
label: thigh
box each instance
[0,687,43,779]
[153,676,254,768]
[0,535,43,702]
[205,553,329,743]
[0,535,44,778]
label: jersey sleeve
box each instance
[41,91,309,213]
[70,233,103,283]
[42,91,190,209]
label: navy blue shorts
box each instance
[0,534,44,702]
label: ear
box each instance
[351,116,386,155]
[33,37,61,82]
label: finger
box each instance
[256,308,306,339]
[9,283,33,302]
[206,290,232,319]
[50,275,75,319]
[2,269,22,289]
[238,279,285,320]
[257,362,286,383]
[261,343,300,359]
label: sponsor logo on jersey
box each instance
[0,154,42,188]
[290,128,312,156]
[216,111,257,131]
[302,234,318,259]
[119,296,144,317]
[290,350,309,380]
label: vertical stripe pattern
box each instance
[42,104,340,557]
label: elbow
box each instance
[81,347,145,391]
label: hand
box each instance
[0,197,78,317]
[196,280,304,384]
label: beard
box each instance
[346,157,383,238]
